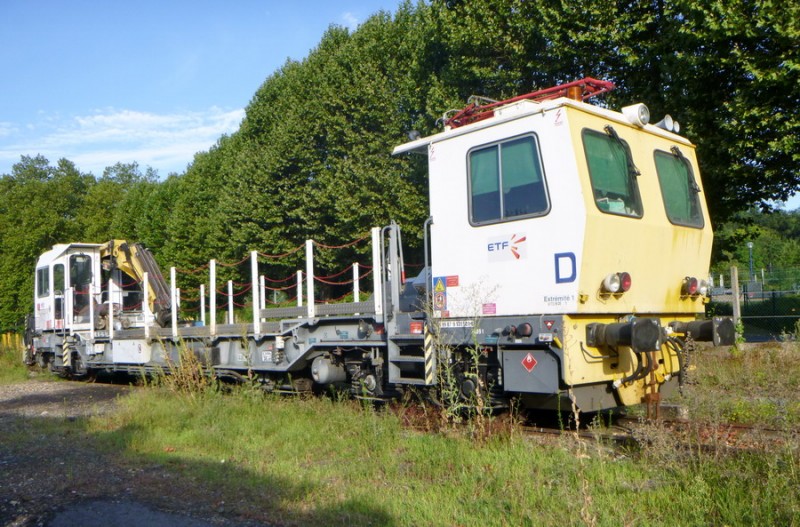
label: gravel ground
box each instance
[0,378,268,527]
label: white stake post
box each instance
[200,284,206,326]
[353,263,360,303]
[297,271,303,307]
[108,280,114,341]
[306,240,315,318]
[210,260,217,337]
[227,280,234,325]
[170,267,178,339]
[144,272,151,341]
[89,284,95,342]
[251,251,259,335]
[259,275,266,312]
[371,227,383,316]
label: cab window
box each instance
[53,264,65,293]
[655,148,704,228]
[583,128,643,217]
[468,135,548,225]
[36,267,49,298]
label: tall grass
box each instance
[674,342,800,428]
[0,342,30,384]
[87,383,800,526]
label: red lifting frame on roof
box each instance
[444,77,615,129]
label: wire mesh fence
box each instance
[709,266,800,342]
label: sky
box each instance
[0,0,401,178]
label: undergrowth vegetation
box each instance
[0,342,30,384]
[4,339,800,525]
[88,381,799,526]
[675,342,800,428]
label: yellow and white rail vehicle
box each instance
[27,79,734,412]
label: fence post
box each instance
[731,266,741,330]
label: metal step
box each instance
[389,333,424,342]
[394,377,428,385]
[390,355,425,363]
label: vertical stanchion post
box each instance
[251,251,259,336]
[731,266,741,335]
[210,260,217,337]
[306,240,315,318]
[371,227,383,316]
[66,287,73,334]
[144,272,151,341]
[170,267,178,340]
[200,284,206,326]
[353,263,360,303]
[297,271,303,307]
[227,280,234,325]
[107,281,114,341]
[89,284,95,342]
[260,276,266,312]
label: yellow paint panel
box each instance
[564,107,713,315]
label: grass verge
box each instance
[82,384,800,526]
[0,343,31,384]
[669,342,800,428]
[4,339,799,525]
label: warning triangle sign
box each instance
[434,278,446,293]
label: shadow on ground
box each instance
[0,390,395,527]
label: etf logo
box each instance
[487,233,527,262]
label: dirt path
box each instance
[0,379,266,527]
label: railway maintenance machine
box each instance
[27,78,734,414]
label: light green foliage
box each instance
[711,209,800,284]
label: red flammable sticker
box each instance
[521,352,537,373]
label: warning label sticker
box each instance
[521,352,537,373]
[434,291,447,310]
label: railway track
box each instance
[518,405,796,453]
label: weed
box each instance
[158,341,216,398]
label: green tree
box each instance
[78,161,157,242]
[0,156,92,331]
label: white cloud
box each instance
[0,107,244,177]
[0,122,15,139]
[340,11,360,30]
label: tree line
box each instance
[1,0,797,331]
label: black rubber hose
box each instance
[668,337,686,388]
[617,349,644,386]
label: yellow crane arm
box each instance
[101,240,172,326]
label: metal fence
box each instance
[709,266,800,342]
